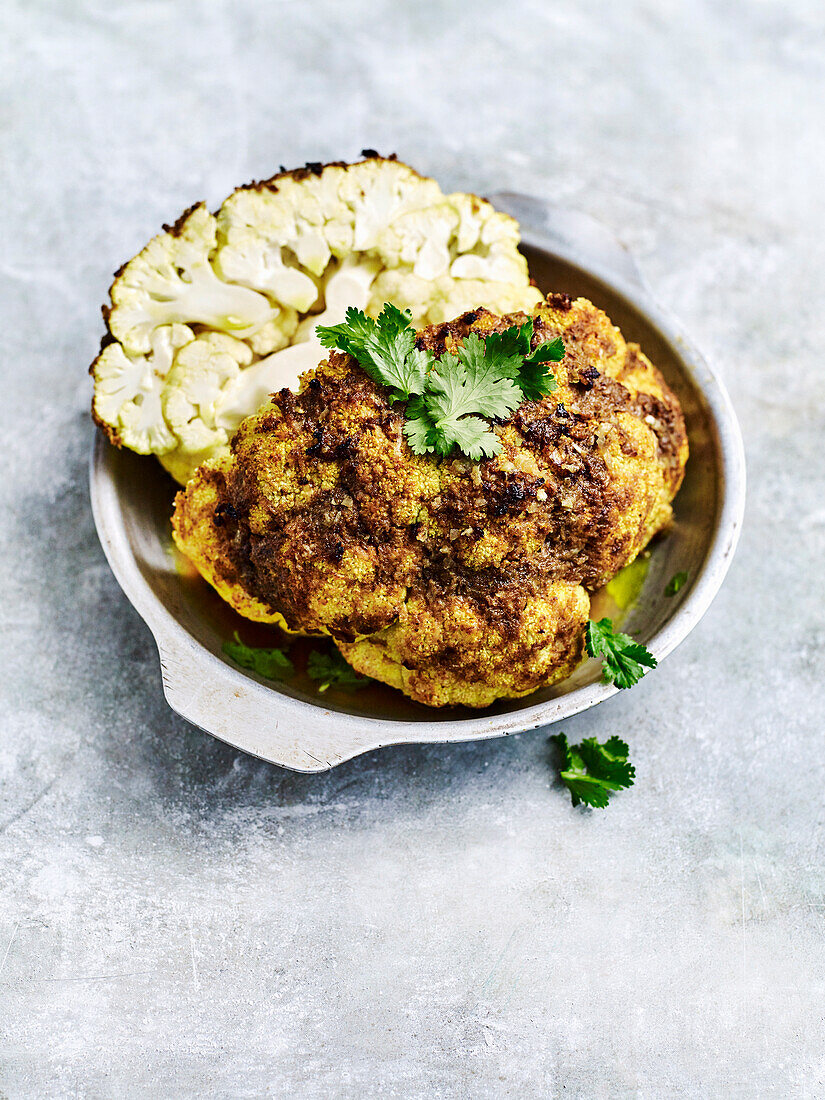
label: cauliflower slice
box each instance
[92,155,542,483]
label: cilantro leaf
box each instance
[435,335,525,418]
[404,332,526,458]
[363,303,430,400]
[316,304,375,355]
[402,397,439,455]
[517,358,560,401]
[577,736,635,788]
[518,336,564,400]
[317,305,428,400]
[585,618,657,689]
[317,304,565,462]
[664,570,688,597]
[307,648,372,693]
[524,334,565,366]
[483,321,565,400]
[438,416,501,461]
[552,732,635,808]
[222,633,293,680]
[472,322,530,376]
[404,394,501,459]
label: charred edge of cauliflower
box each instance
[171,297,689,708]
[168,459,301,633]
[91,154,543,485]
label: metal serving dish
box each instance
[90,194,746,772]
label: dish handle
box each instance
[153,625,341,773]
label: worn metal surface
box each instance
[1,0,823,1096]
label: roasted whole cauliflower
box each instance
[91,154,542,485]
[171,295,688,707]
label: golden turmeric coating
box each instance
[172,295,688,707]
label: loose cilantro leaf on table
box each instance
[552,733,635,808]
[317,307,564,460]
[307,648,372,693]
[664,570,688,597]
[222,633,294,680]
[585,617,657,689]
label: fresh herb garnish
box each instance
[484,319,563,400]
[307,648,372,693]
[317,303,429,401]
[222,632,293,679]
[552,733,635,808]
[664,570,688,597]
[317,307,564,460]
[585,618,657,689]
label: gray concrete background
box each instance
[1,0,824,1096]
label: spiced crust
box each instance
[172,296,688,706]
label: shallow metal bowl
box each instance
[90,195,745,772]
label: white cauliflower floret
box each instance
[93,323,193,453]
[162,333,253,454]
[159,258,380,480]
[214,231,320,312]
[92,155,542,484]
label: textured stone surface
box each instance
[1,1,824,1096]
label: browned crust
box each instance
[173,298,688,701]
[172,465,242,589]
[236,153,401,194]
[621,345,689,494]
[340,576,589,705]
[545,291,573,312]
[90,398,122,447]
[89,345,122,448]
[162,200,206,238]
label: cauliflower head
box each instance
[171,296,688,707]
[91,155,542,485]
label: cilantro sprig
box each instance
[664,570,688,597]
[552,733,635,808]
[317,303,429,401]
[307,649,372,693]
[223,634,372,695]
[586,617,657,689]
[317,306,564,460]
[222,633,293,680]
